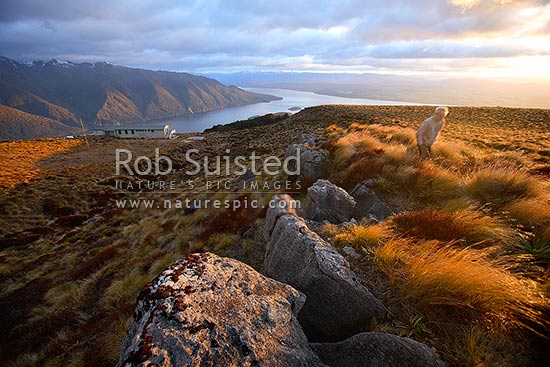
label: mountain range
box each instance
[0,56,279,140]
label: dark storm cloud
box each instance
[0,0,548,72]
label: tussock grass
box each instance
[506,197,550,246]
[392,207,518,248]
[386,128,417,146]
[324,223,390,248]
[506,197,550,228]
[491,150,532,170]
[379,164,416,189]
[320,119,550,365]
[336,156,384,189]
[197,194,266,243]
[409,162,463,203]
[466,167,541,205]
[137,218,162,246]
[7,352,41,367]
[353,123,417,146]
[379,145,416,167]
[431,141,464,162]
[441,196,476,211]
[331,131,383,170]
[444,324,520,367]
[374,238,545,329]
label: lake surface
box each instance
[159,88,421,133]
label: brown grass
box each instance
[466,167,541,206]
[373,237,548,365]
[0,138,82,190]
[375,238,542,316]
[408,162,463,203]
[506,198,550,243]
[392,208,518,248]
[325,222,390,249]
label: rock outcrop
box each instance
[117,252,326,367]
[311,332,446,367]
[264,194,299,241]
[304,179,356,224]
[264,195,386,342]
[350,180,393,222]
[285,142,329,182]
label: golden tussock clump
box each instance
[374,238,546,331]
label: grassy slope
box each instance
[0,105,79,141]
[0,105,549,366]
[314,111,550,366]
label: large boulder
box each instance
[311,332,446,367]
[264,206,387,342]
[264,194,299,241]
[285,143,329,181]
[305,179,356,224]
[117,252,327,367]
[350,180,393,222]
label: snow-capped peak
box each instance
[46,59,76,67]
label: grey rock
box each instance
[341,218,358,226]
[117,252,327,367]
[311,332,446,367]
[299,133,317,147]
[342,246,361,259]
[264,194,299,241]
[285,144,329,181]
[265,213,386,342]
[305,179,356,224]
[350,180,393,222]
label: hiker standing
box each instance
[416,106,449,159]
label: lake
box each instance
[160,88,421,133]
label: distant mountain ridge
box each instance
[205,71,550,109]
[0,56,279,140]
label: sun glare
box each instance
[467,55,550,79]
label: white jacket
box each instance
[416,116,443,147]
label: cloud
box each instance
[0,0,548,74]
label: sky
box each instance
[0,0,549,79]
